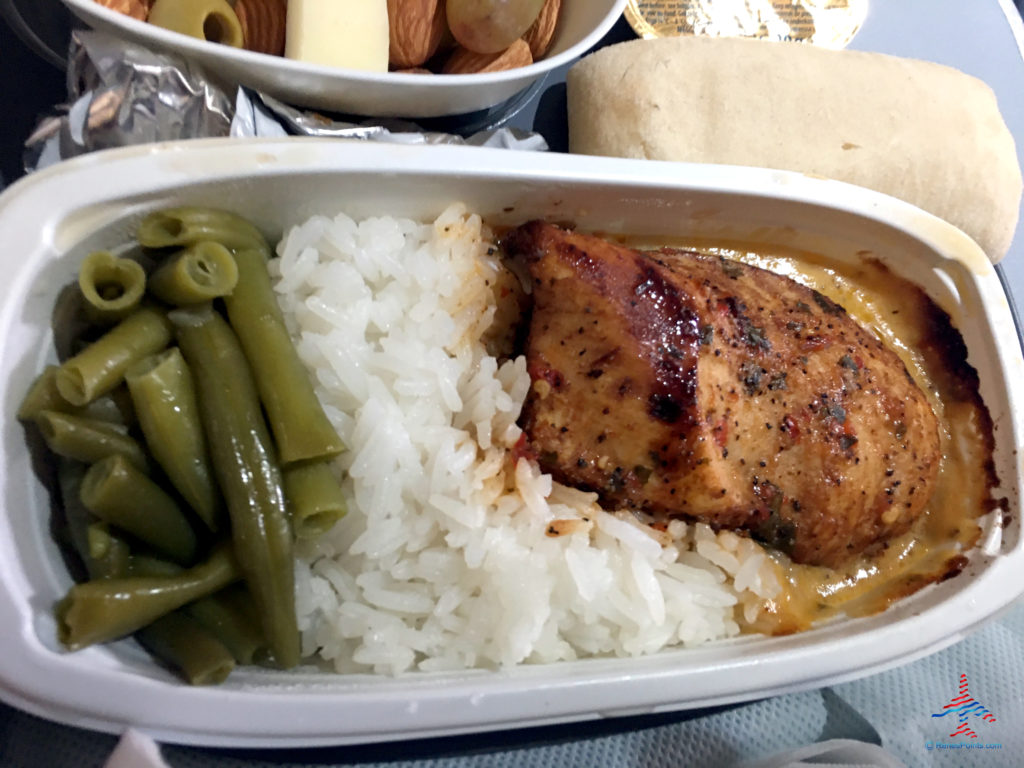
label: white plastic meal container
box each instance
[0,138,1021,747]
[59,0,628,117]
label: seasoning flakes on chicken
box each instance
[501,220,941,568]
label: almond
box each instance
[523,0,560,59]
[387,0,447,69]
[442,38,533,74]
[235,0,286,56]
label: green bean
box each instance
[36,410,148,471]
[105,385,138,429]
[82,393,129,425]
[78,250,146,324]
[51,283,93,363]
[119,557,241,684]
[171,305,299,668]
[147,0,244,48]
[85,523,132,580]
[18,367,125,425]
[80,454,199,565]
[135,612,236,686]
[56,460,91,556]
[125,349,223,532]
[225,247,344,465]
[128,557,267,665]
[184,584,268,665]
[53,461,131,583]
[55,306,173,406]
[48,440,129,585]
[284,461,347,539]
[148,241,239,306]
[128,554,183,578]
[56,542,240,651]
[19,367,73,422]
[138,207,268,254]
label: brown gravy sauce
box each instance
[627,238,1000,634]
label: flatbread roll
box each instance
[567,36,1022,263]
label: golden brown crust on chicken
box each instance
[502,221,941,568]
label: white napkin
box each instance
[103,729,170,768]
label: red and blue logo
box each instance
[931,673,996,739]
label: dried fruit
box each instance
[445,0,544,54]
[441,37,533,74]
[387,0,447,69]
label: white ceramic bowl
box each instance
[0,139,1021,747]
[59,0,628,117]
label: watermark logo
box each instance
[931,673,996,739]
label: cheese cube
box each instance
[285,0,389,72]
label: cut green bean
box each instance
[136,612,236,686]
[85,523,131,580]
[56,460,91,557]
[51,283,94,363]
[55,306,173,406]
[80,454,199,565]
[128,554,182,578]
[126,555,248,682]
[102,554,239,683]
[55,543,240,651]
[284,461,347,539]
[19,367,125,425]
[126,349,223,532]
[56,459,101,579]
[128,556,266,665]
[78,250,146,323]
[148,241,239,306]
[138,207,269,254]
[19,367,74,422]
[172,305,299,668]
[105,385,138,428]
[55,460,129,582]
[224,247,343,465]
[37,410,148,471]
[184,584,268,665]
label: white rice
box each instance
[271,203,782,675]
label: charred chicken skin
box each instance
[501,221,941,568]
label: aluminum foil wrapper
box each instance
[24,30,547,174]
[232,90,548,150]
[24,30,233,171]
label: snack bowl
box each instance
[59,0,628,118]
[0,138,1022,748]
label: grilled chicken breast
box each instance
[501,221,941,568]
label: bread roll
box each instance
[567,36,1022,263]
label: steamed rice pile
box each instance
[270,203,782,675]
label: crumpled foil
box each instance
[24,30,547,174]
[24,30,233,171]
[232,90,549,150]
